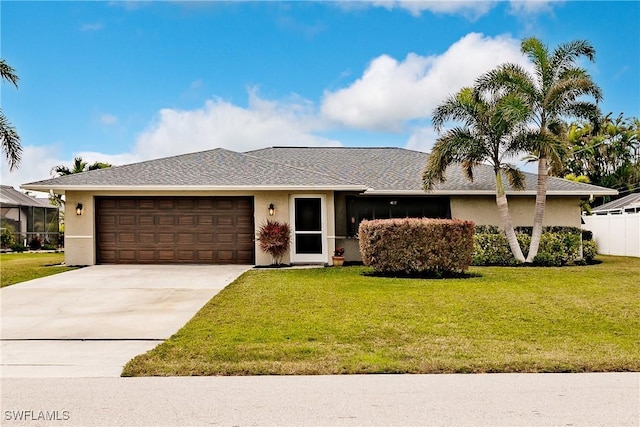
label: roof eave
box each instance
[363,189,619,196]
[20,184,369,194]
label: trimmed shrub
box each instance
[358,218,475,275]
[472,233,524,266]
[258,220,291,265]
[583,239,598,263]
[532,232,581,267]
[473,227,589,267]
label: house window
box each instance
[346,196,451,236]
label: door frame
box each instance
[289,194,327,263]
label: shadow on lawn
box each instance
[362,270,482,280]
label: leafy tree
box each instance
[423,86,530,263]
[477,38,602,263]
[1,59,22,171]
[561,113,639,193]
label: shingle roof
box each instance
[592,192,640,212]
[0,185,53,208]
[22,148,361,190]
[22,146,617,196]
[247,147,616,195]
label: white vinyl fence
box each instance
[582,212,640,257]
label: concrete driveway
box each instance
[0,264,251,378]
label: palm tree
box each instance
[1,59,22,171]
[51,156,112,177]
[477,38,602,263]
[50,157,112,206]
[423,86,531,262]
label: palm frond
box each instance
[550,39,596,77]
[422,128,476,190]
[0,110,22,171]
[0,59,19,88]
[501,163,526,190]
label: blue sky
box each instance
[2,1,639,189]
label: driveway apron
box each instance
[0,264,251,378]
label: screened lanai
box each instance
[0,185,60,247]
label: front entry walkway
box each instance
[0,265,251,377]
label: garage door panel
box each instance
[157,216,175,226]
[96,196,254,264]
[139,215,155,226]
[178,216,195,226]
[118,200,137,209]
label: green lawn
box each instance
[0,252,75,287]
[123,255,640,376]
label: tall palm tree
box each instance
[477,38,602,263]
[1,59,22,171]
[423,86,531,262]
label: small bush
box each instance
[472,233,523,266]
[10,243,27,253]
[583,240,598,263]
[28,236,43,250]
[42,243,57,251]
[358,218,475,275]
[532,232,581,267]
[1,229,15,248]
[258,220,291,265]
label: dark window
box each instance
[346,196,451,235]
[295,198,321,231]
[295,234,323,254]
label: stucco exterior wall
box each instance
[64,191,96,265]
[450,195,581,227]
[63,190,335,266]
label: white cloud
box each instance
[321,33,533,132]
[508,0,562,15]
[99,113,118,125]
[371,1,496,18]
[343,1,560,18]
[2,145,65,190]
[79,22,103,31]
[132,88,341,160]
[405,126,439,154]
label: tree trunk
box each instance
[495,173,525,263]
[526,156,548,263]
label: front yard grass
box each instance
[123,255,640,376]
[0,252,74,287]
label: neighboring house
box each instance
[0,185,60,246]
[590,193,640,215]
[21,147,616,266]
[582,193,640,257]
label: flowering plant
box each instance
[333,247,345,257]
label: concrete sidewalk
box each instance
[0,265,251,377]
[1,373,638,426]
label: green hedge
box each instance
[358,218,474,275]
[473,227,596,267]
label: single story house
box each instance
[0,185,60,246]
[22,147,616,266]
[590,192,640,215]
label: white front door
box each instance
[290,195,327,263]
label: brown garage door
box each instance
[96,196,254,264]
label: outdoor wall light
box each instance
[268,203,275,216]
[76,203,83,216]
